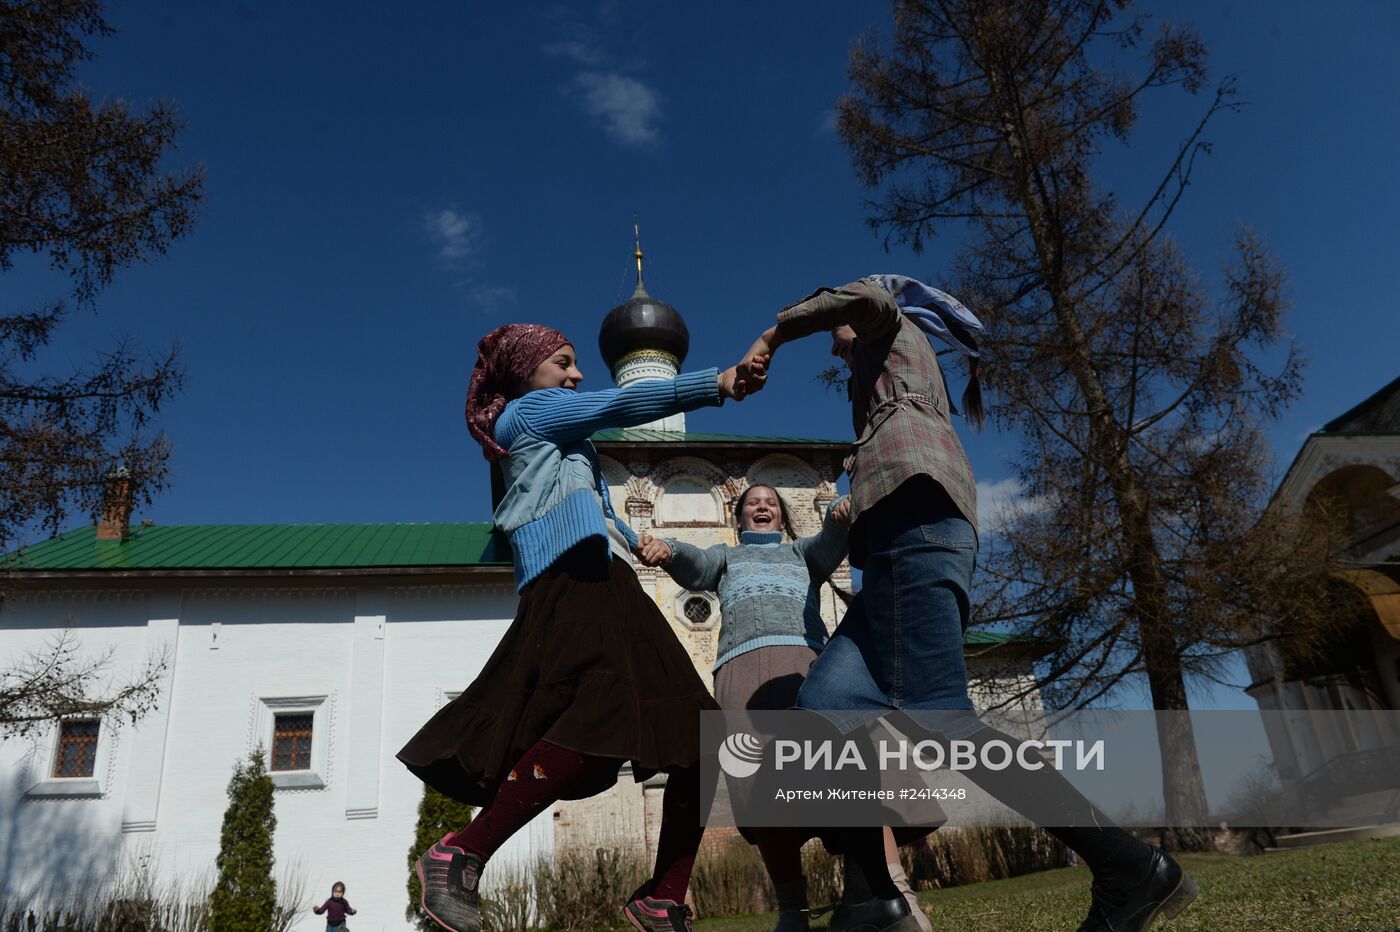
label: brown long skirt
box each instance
[398,546,719,806]
[713,644,820,712]
[714,644,940,851]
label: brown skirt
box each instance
[715,644,940,851]
[714,644,820,711]
[397,547,719,806]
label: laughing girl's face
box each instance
[739,486,781,533]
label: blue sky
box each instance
[13,3,1398,704]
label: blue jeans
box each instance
[798,481,980,735]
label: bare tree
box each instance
[1,0,201,730]
[1,0,200,551]
[838,0,1343,846]
[0,629,168,738]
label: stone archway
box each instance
[1293,463,1400,712]
[1305,463,1400,552]
[1338,568,1400,643]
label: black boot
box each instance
[827,895,922,932]
[772,906,811,932]
[1076,846,1199,932]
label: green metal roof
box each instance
[963,630,1018,645]
[3,522,511,573]
[4,527,1048,655]
[961,629,1057,657]
[593,428,847,445]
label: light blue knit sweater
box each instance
[660,501,849,671]
[493,369,722,590]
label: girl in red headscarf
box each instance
[399,324,765,932]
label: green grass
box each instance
[696,838,1400,932]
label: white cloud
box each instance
[421,209,512,310]
[572,71,661,146]
[467,284,517,313]
[544,40,609,66]
[976,477,1047,533]
[425,208,479,261]
[819,108,839,135]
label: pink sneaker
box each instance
[414,835,483,932]
[623,887,695,932]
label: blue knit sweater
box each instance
[660,501,849,671]
[493,369,722,590]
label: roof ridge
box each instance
[1322,374,1400,433]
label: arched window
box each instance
[656,478,723,526]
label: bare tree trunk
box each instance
[986,48,1215,848]
[1118,483,1214,849]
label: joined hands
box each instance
[718,351,771,400]
[634,533,672,567]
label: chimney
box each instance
[97,467,133,542]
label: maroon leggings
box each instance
[445,740,704,903]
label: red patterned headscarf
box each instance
[465,323,571,461]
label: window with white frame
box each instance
[24,717,112,798]
[252,695,331,790]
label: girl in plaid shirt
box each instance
[743,276,1196,932]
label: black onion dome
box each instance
[598,281,690,373]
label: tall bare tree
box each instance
[838,0,1342,844]
[1,0,201,731]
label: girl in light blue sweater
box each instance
[399,323,765,932]
[637,489,931,932]
[638,485,847,931]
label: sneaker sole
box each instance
[415,855,476,932]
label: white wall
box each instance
[1,593,153,900]
[2,576,1051,929]
[0,578,549,932]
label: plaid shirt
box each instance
[776,279,978,543]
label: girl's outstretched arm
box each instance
[744,279,902,361]
[649,537,727,592]
[794,496,852,581]
[500,369,724,449]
